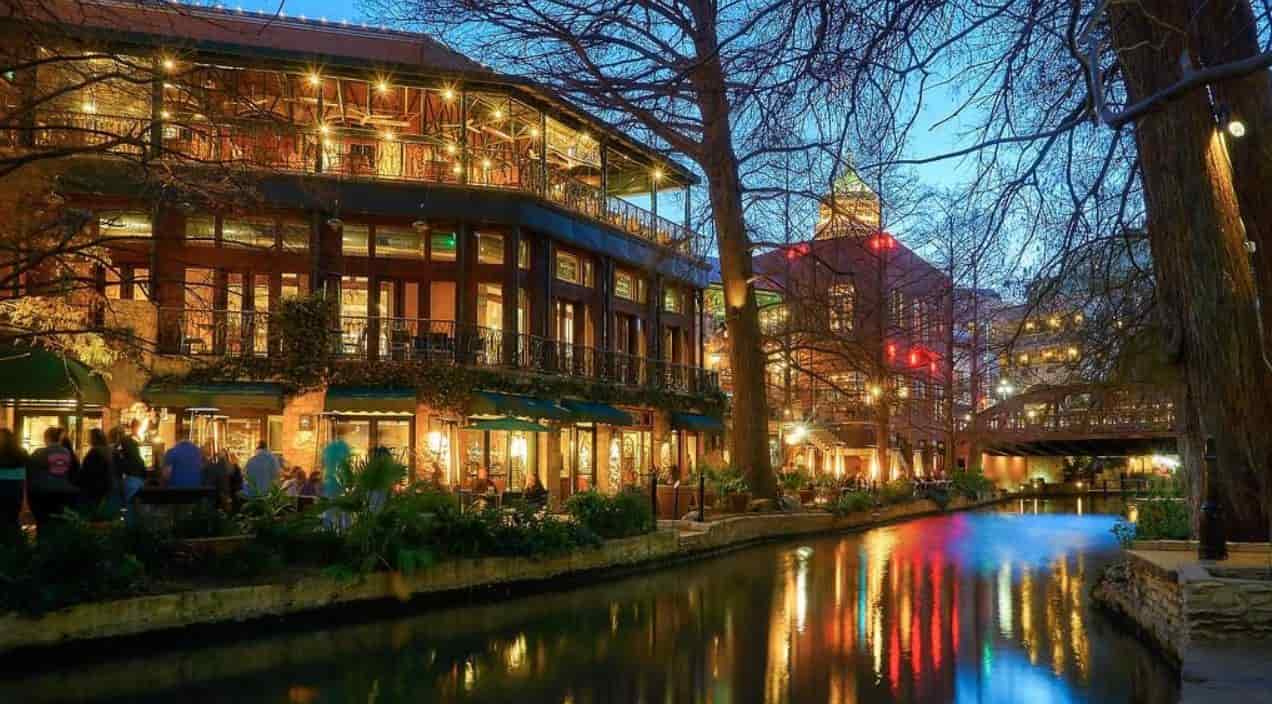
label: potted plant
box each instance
[721,473,752,513]
[778,471,805,500]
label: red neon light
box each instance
[887,343,897,359]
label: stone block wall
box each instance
[1182,567,1272,643]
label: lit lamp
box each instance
[1219,105,1246,138]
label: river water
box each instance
[3,497,1178,703]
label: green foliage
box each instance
[565,490,655,539]
[0,513,146,616]
[272,294,338,391]
[171,502,240,540]
[920,484,952,510]
[1112,479,1192,546]
[950,469,994,499]
[878,479,915,505]
[778,471,806,492]
[830,491,875,516]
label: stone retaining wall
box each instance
[1093,541,1272,664]
[0,494,1002,655]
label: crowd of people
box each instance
[0,422,331,539]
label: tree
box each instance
[365,0,892,497]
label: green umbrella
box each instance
[465,416,551,432]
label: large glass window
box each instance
[185,215,216,246]
[378,420,412,466]
[334,419,371,460]
[477,232,504,265]
[281,272,309,300]
[556,251,593,287]
[222,218,275,249]
[342,224,370,257]
[431,231,457,261]
[615,269,647,303]
[518,240,530,270]
[98,211,151,240]
[662,285,683,314]
[376,226,424,259]
[477,283,503,331]
[280,221,310,253]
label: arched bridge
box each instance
[977,384,1179,456]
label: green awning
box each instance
[142,382,284,411]
[0,346,109,405]
[671,413,724,432]
[466,416,551,432]
[468,391,572,421]
[561,400,633,426]
[325,386,416,414]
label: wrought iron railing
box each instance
[158,307,271,357]
[35,110,702,258]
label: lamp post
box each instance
[1198,437,1227,561]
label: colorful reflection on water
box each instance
[3,497,1177,703]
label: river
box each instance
[2,496,1178,703]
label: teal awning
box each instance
[466,416,551,432]
[0,346,109,406]
[671,413,724,432]
[142,382,284,411]
[561,400,633,426]
[325,386,416,414]
[469,391,572,421]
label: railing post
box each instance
[1199,438,1228,561]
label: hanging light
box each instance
[442,86,456,102]
[1219,104,1247,138]
[161,57,176,72]
[307,72,322,87]
[1228,119,1247,138]
[376,79,390,93]
[381,129,395,141]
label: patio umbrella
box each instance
[465,416,551,432]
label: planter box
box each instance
[180,535,254,559]
[724,492,751,514]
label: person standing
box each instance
[0,428,29,543]
[242,441,281,498]
[110,421,147,508]
[162,429,203,488]
[321,437,351,498]
[26,426,78,529]
[200,444,231,510]
[75,428,115,512]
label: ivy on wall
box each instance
[153,294,726,416]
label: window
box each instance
[478,283,503,330]
[829,282,855,331]
[519,240,530,270]
[430,231,457,261]
[98,211,151,240]
[376,226,424,259]
[889,290,905,328]
[342,224,370,257]
[281,272,309,300]
[185,216,216,246]
[759,303,788,334]
[280,221,310,253]
[614,269,647,303]
[662,285,682,314]
[556,251,587,285]
[222,218,276,249]
[477,232,504,265]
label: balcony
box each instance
[32,111,702,259]
[160,309,719,395]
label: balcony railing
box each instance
[158,310,718,394]
[33,111,702,258]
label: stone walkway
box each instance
[1181,641,1272,704]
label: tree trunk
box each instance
[1111,0,1272,540]
[689,19,775,499]
[1195,0,1272,330]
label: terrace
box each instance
[158,307,720,395]
[7,44,702,258]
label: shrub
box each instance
[879,479,915,505]
[1112,498,1191,547]
[171,502,240,540]
[566,490,655,539]
[831,491,875,516]
[950,469,994,499]
[920,484,952,510]
[778,472,806,493]
[0,514,146,616]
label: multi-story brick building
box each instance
[706,172,958,481]
[0,3,722,499]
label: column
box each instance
[598,256,614,377]
[502,227,521,366]
[596,425,614,494]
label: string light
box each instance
[376,80,390,93]
[442,87,456,102]
[307,73,321,87]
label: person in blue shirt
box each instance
[162,429,203,488]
